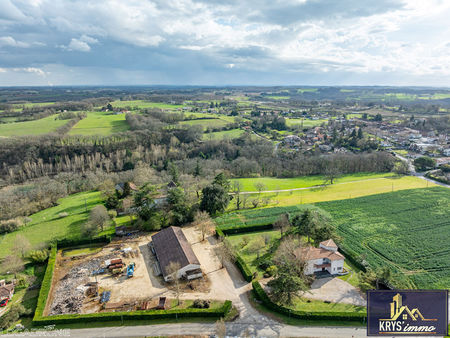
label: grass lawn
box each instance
[249,291,365,327]
[0,191,105,259]
[291,296,365,313]
[285,118,327,128]
[337,261,361,288]
[110,100,184,110]
[203,129,245,140]
[62,243,103,257]
[255,175,434,207]
[232,172,396,192]
[69,111,129,136]
[228,230,281,277]
[0,114,68,137]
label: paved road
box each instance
[395,154,449,188]
[5,323,369,337]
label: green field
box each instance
[256,176,433,207]
[266,96,290,100]
[319,187,450,289]
[69,111,129,136]
[285,118,328,128]
[232,172,396,192]
[110,100,184,110]
[0,114,68,137]
[297,88,318,93]
[0,191,104,259]
[217,177,434,227]
[203,128,245,140]
[180,118,230,130]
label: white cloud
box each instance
[63,38,92,52]
[0,36,30,48]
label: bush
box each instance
[0,304,29,330]
[257,258,272,271]
[235,254,253,282]
[58,212,69,218]
[219,222,273,235]
[193,299,210,309]
[265,265,278,277]
[108,210,117,219]
[0,219,21,234]
[252,281,365,322]
[27,249,49,263]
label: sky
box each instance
[0,0,449,86]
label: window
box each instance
[337,267,342,271]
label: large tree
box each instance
[291,209,335,245]
[200,184,230,216]
[167,187,191,226]
[268,236,310,305]
[193,210,214,241]
[89,205,110,232]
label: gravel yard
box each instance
[303,277,366,306]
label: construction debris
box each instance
[49,253,116,315]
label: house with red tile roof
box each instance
[295,239,345,276]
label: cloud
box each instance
[62,35,99,52]
[0,0,449,85]
[0,36,30,48]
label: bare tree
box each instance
[192,211,214,241]
[254,182,267,195]
[166,261,182,306]
[215,318,226,338]
[12,234,31,258]
[246,236,265,259]
[274,213,290,235]
[232,181,243,210]
[215,238,235,269]
[323,166,341,185]
[1,255,24,278]
[89,205,110,231]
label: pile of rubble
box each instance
[49,253,116,316]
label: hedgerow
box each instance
[33,245,57,320]
[252,281,366,322]
[235,254,253,282]
[33,300,232,325]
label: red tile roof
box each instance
[320,239,338,248]
[295,246,344,261]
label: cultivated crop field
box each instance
[0,114,68,137]
[69,111,129,136]
[0,191,106,259]
[319,187,450,289]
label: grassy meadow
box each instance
[0,191,105,259]
[203,128,245,140]
[110,100,184,110]
[0,115,68,137]
[285,118,328,128]
[253,176,434,207]
[69,111,129,136]
[232,172,396,192]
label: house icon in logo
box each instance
[382,293,437,322]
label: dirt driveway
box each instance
[303,277,366,306]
